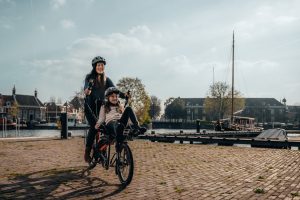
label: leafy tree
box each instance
[117,77,151,124]
[164,97,175,107]
[8,101,19,120]
[204,81,245,120]
[149,95,161,119]
[164,97,186,120]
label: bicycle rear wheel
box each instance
[116,143,134,186]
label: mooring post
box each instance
[196,119,200,133]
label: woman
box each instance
[84,56,125,163]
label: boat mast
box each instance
[231,31,235,123]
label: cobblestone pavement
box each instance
[0,137,300,199]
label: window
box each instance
[194,109,198,115]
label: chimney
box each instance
[12,85,16,95]
[34,89,37,98]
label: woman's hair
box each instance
[85,68,106,88]
[104,100,122,114]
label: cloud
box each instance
[19,25,166,101]
[51,0,66,9]
[60,19,75,29]
[160,55,198,74]
[39,25,46,31]
[0,18,13,30]
[129,25,152,38]
[69,27,164,58]
[234,3,300,40]
[1,23,12,29]
[0,0,16,6]
[274,16,299,25]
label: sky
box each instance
[0,0,300,106]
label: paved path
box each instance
[0,137,300,199]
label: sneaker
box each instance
[139,127,147,135]
[84,147,92,163]
[132,127,147,136]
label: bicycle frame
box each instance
[95,126,132,170]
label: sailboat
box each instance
[221,32,262,132]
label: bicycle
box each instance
[87,94,135,187]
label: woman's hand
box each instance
[84,88,92,96]
[95,123,100,129]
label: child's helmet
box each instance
[105,87,119,97]
[92,56,106,67]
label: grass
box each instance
[291,192,299,197]
[254,188,265,194]
[159,181,166,185]
[7,172,25,179]
[174,186,186,194]
[257,176,265,181]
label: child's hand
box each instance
[95,123,100,129]
[125,91,131,99]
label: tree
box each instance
[164,97,186,120]
[204,81,245,120]
[117,77,151,124]
[7,101,19,121]
[70,87,85,110]
[149,95,161,120]
[164,97,175,107]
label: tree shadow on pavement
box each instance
[0,166,125,199]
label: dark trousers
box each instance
[85,98,102,148]
[106,106,139,143]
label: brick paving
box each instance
[0,137,300,199]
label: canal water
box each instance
[1,129,300,150]
[0,129,195,138]
[1,129,300,138]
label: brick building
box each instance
[0,86,46,123]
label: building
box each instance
[168,97,287,123]
[241,98,286,123]
[67,96,85,123]
[44,102,66,123]
[0,86,46,123]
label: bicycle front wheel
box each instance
[116,143,134,186]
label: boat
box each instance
[219,32,262,132]
[221,116,263,131]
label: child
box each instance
[95,87,147,140]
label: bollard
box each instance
[196,119,201,133]
[60,113,68,139]
[180,130,183,134]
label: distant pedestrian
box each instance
[215,120,222,131]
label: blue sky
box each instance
[0,0,300,105]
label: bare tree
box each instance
[204,81,245,120]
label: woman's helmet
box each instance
[105,87,119,97]
[91,56,106,67]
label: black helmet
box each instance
[105,87,119,97]
[92,56,106,67]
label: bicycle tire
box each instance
[116,143,134,186]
